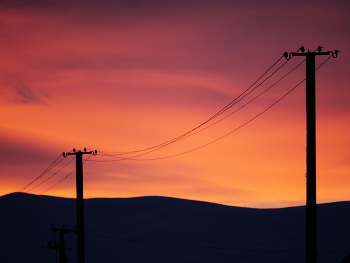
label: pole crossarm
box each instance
[284,46,339,60]
[63,148,97,157]
[292,51,331,57]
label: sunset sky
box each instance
[1,0,349,208]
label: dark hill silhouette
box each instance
[1,192,350,263]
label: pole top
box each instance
[283,46,339,60]
[63,149,98,157]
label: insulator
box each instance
[333,50,340,58]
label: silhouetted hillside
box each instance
[1,193,350,263]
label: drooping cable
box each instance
[15,153,64,192]
[92,79,304,162]
[91,53,333,162]
[121,79,306,161]
[101,54,290,156]
[95,57,305,161]
[26,157,75,193]
[39,154,94,195]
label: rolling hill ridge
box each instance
[1,193,350,263]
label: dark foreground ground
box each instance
[1,193,350,263]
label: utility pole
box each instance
[49,225,74,263]
[284,46,339,263]
[63,148,97,263]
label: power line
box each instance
[95,79,304,162]
[0,158,77,210]
[39,155,94,196]
[26,157,75,193]
[15,153,64,193]
[0,151,95,209]
[97,54,293,157]
[90,53,333,162]
[93,58,305,162]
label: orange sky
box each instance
[1,0,349,208]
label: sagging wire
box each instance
[91,50,334,162]
[100,54,293,157]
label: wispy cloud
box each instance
[9,85,46,104]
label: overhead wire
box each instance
[15,153,64,193]
[98,54,291,157]
[4,147,97,198]
[97,78,305,162]
[95,59,289,160]
[95,47,306,159]
[39,154,93,195]
[91,53,333,162]
[0,153,68,206]
[0,154,94,208]
[93,57,305,162]
[26,157,75,193]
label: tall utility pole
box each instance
[63,148,97,263]
[284,46,339,263]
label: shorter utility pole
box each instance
[62,148,97,263]
[45,225,74,263]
